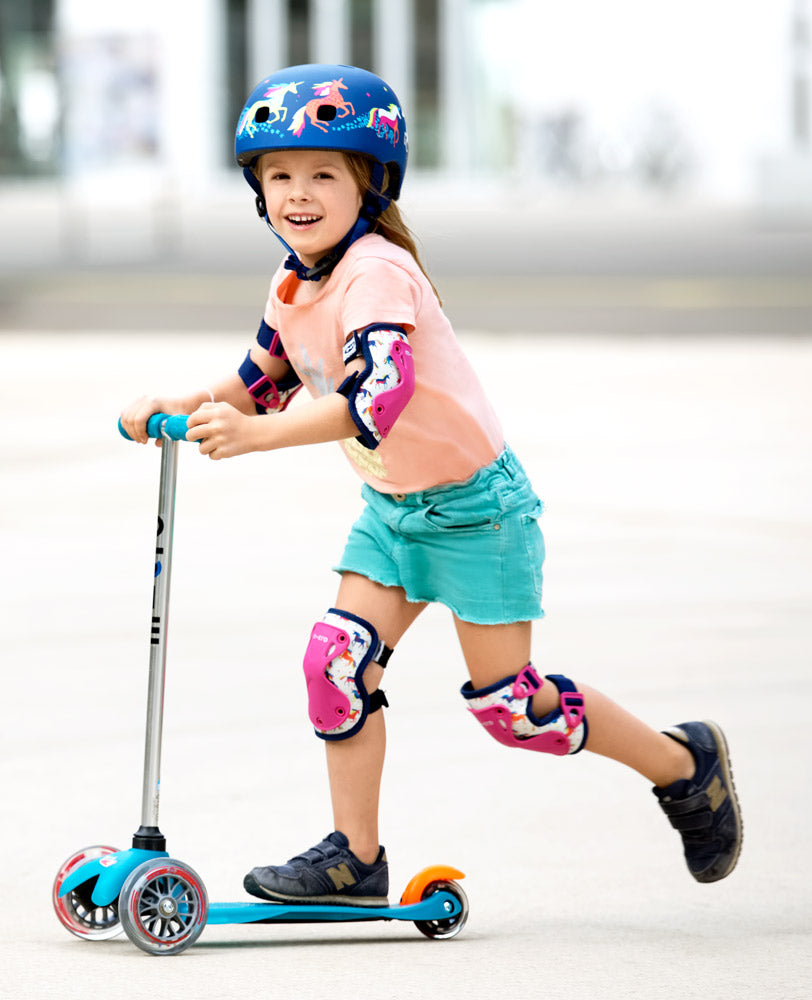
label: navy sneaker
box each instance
[244,831,389,906]
[653,720,742,883]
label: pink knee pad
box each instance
[303,608,392,741]
[461,665,587,755]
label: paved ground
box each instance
[2,320,811,997]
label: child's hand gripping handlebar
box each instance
[118,414,191,441]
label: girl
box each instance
[121,64,742,906]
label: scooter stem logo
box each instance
[154,515,164,578]
[152,515,165,645]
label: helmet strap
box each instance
[246,161,392,282]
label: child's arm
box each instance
[119,332,298,445]
[186,322,418,460]
[186,388,359,460]
[119,376,249,445]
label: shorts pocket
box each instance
[422,499,502,534]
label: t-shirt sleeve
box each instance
[340,256,421,334]
[263,264,290,330]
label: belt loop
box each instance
[502,445,517,480]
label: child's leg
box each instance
[453,616,743,883]
[243,573,424,903]
[323,702,386,865]
[323,572,426,863]
[452,617,694,787]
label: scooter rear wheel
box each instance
[119,858,208,955]
[413,879,469,940]
[52,845,123,940]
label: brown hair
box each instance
[343,153,442,304]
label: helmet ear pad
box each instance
[381,162,402,203]
[242,165,268,221]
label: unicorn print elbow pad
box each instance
[338,324,415,449]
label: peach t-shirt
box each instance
[264,234,504,494]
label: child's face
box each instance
[257,150,363,269]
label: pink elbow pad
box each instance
[338,324,415,449]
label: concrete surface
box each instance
[2,323,811,999]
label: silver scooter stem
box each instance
[138,436,179,840]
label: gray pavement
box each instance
[2,180,812,336]
[2,324,811,998]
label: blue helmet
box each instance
[236,64,408,202]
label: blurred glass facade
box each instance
[0,0,462,181]
[0,0,807,207]
[0,0,59,176]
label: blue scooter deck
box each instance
[206,892,462,925]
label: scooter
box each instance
[53,414,468,956]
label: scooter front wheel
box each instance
[52,845,124,941]
[413,879,469,940]
[119,858,208,955]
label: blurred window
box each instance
[0,0,58,176]
[226,0,250,161]
[414,0,439,168]
[350,0,374,71]
[288,0,310,65]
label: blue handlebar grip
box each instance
[118,414,191,441]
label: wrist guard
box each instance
[239,319,303,413]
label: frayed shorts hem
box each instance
[333,564,546,625]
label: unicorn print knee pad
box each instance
[303,609,393,741]
[461,665,587,755]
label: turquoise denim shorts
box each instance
[334,446,545,624]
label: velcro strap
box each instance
[369,688,389,714]
[337,372,359,398]
[659,791,713,832]
[239,350,264,385]
[257,319,274,351]
[257,320,288,360]
[372,640,393,668]
[659,790,709,816]
[665,810,713,833]
[342,331,362,364]
[238,351,272,414]
[342,325,409,366]
[512,665,543,699]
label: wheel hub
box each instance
[158,897,178,918]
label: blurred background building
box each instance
[1,0,811,333]
[2,0,811,195]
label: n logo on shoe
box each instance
[707,775,728,811]
[327,863,357,891]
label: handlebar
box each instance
[118,414,191,442]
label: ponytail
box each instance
[344,153,442,305]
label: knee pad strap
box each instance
[461,665,587,755]
[303,608,392,741]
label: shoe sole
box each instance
[243,873,389,908]
[664,719,743,882]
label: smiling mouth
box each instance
[286,214,322,228]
